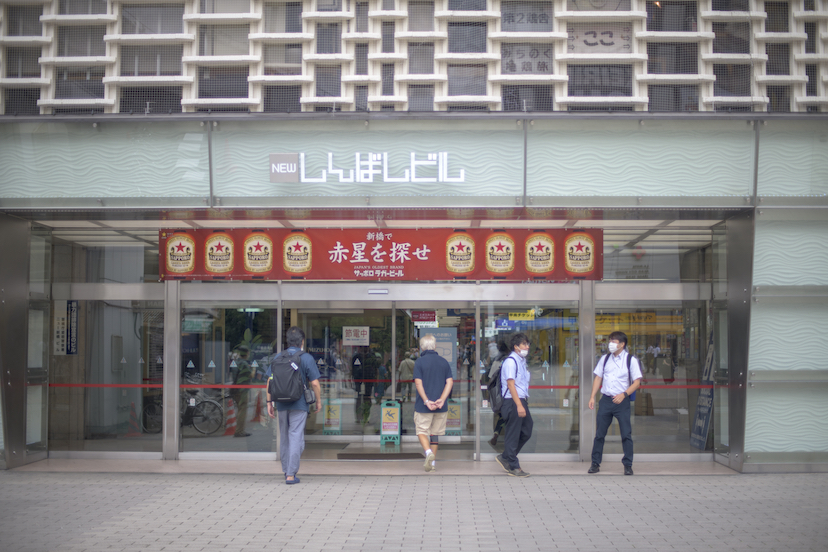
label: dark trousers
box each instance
[501,398,533,470]
[591,394,634,467]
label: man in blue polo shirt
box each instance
[266,326,321,485]
[495,332,532,478]
[587,331,642,476]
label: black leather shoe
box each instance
[624,466,634,476]
[587,463,600,474]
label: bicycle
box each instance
[141,379,224,435]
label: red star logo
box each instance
[574,242,585,252]
[253,242,264,252]
[535,241,545,252]
[455,241,466,252]
[495,242,506,252]
[213,242,224,252]
[292,241,303,252]
[175,242,186,252]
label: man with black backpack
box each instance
[587,331,642,476]
[266,326,321,485]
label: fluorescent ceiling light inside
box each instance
[385,220,472,228]
[481,220,569,228]
[196,220,285,228]
[97,220,191,229]
[34,220,99,228]
[575,220,666,228]
[289,220,377,228]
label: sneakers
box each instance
[495,454,510,473]
[508,468,530,478]
[624,465,634,476]
[588,463,600,474]
[424,452,435,472]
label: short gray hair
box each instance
[419,334,436,351]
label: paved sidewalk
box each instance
[1,467,826,552]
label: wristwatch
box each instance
[623,392,628,398]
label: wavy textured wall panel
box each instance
[0,123,210,198]
[749,303,824,371]
[526,128,754,196]
[754,220,828,286]
[757,126,828,197]
[212,129,524,197]
[745,386,828,452]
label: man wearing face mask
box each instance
[495,333,533,478]
[587,331,642,476]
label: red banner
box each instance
[159,228,603,282]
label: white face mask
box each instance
[518,349,529,358]
[608,342,619,353]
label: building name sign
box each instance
[269,152,466,184]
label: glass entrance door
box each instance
[481,302,581,455]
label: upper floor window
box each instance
[264,44,303,75]
[646,1,696,32]
[201,0,249,14]
[501,43,553,74]
[355,43,369,74]
[58,26,106,56]
[568,65,632,96]
[764,2,788,33]
[7,6,42,37]
[711,0,748,10]
[355,3,369,33]
[382,22,396,53]
[647,43,698,74]
[712,22,750,54]
[264,3,303,33]
[501,2,553,32]
[5,47,41,78]
[448,22,487,53]
[59,0,107,15]
[448,0,486,9]
[120,45,183,76]
[447,64,487,95]
[318,0,343,12]
[122,5,184,34]
[409,42,434,74]
[199,25,250,56]
[567,0,630,11]
[408,1,435,31]
[317,23,342,53]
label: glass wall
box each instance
[49,300,164,452]
[592,301,711,455]
[481,302,580,455]
[178,304,276,452]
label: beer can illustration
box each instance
[164,232,196,276]
[445,232,475,275]
[243,232,274,274]
[485,233,515,276]
[204,232,234,274]
[564,232,596,276]
[525,233,555,276]
[283,233,312,275]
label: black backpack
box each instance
[267,349,305,403]
[600,353,639,401]
[487,356,512,414]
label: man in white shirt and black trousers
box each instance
[587,331,642,476]
[495,332,533,478]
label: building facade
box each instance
[0,0,826,473]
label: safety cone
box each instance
[223,398,237,436]
[251,393,263,423]
[126,402,142,436]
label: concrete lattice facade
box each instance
[1,0,827,113]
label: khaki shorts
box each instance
[414,411,448,436]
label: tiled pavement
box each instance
[1,460,827,552]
